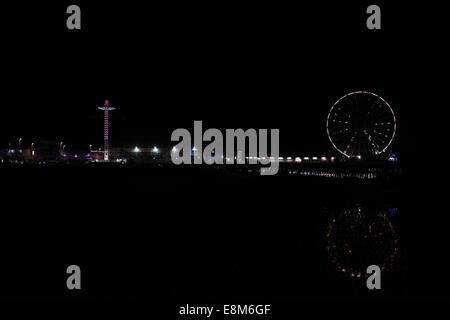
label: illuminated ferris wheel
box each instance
[326,91,396,158]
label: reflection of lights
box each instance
[325,206,400,280]
[388,208,399,217]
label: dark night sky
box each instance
[1,2,446,157]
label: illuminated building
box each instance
[98,100,116,161]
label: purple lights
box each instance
[104,109,109,140]
[98,100,116,161]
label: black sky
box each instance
[1,2,447,157]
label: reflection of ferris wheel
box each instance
[325,206,400,279]
[326,91,396,158]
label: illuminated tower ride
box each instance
[98,99,116,161]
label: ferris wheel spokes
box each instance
[326,91,396,158]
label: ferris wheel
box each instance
[326,91,396,158]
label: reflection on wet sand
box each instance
[325,205,400,280]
